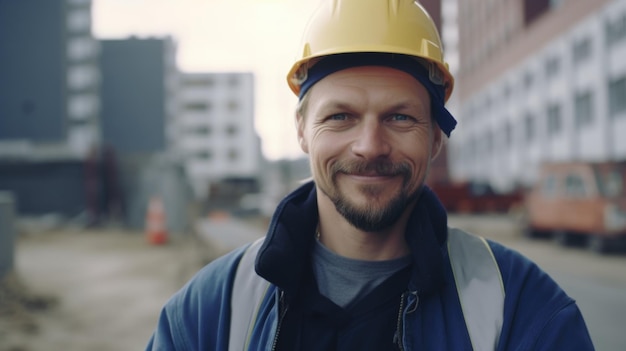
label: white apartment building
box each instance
[178,72,260,198]
[449,0,626,192]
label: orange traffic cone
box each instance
[145,196,168,245]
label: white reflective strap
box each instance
[448,228,505,351]
[230,230,504,350]
[229,237,269,351]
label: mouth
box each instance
[340,172,400,184]
[333,159,410,183]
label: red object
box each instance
[145,196,168,245]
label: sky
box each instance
[92,0,322,160]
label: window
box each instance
[502,122,512,148]
[67,37,96,61]
[66,9,91,32]
[67,65,97,90]
[228,75,240,88]
[226,125,238,136]
[227,100,239,112]
[196,126,212,135]
[467,137,478,159]
[547,104,562,135]
[186,102,211,112]
[541,175,559,197]
[565,174,587,198]
[524,113,535,141]
[572,37,592,65]
[227,149,239,161]
[574,91,594,127]
[545,56,560,79]
[600,170,625,197]
[68,94,97,119]
[609,76,626,117]
[196,151,213,160]
[188,77,215,88]
[606,13,626,47]
[523,71,534,90]
[483,131,493,154]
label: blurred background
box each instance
[1,0,625,350]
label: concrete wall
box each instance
[0,160,86,217]
[117,154,193,234]
[0,192,16,279]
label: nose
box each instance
[351,119,391,159]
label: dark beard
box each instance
[322,158,421,232]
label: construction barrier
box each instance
[145,196,168,245]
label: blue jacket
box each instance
[146,182,594,350]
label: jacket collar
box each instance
[255,181,448,296]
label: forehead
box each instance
[307,66,430,104]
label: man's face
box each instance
[297,66,442,232]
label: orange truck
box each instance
[524,161,626,253]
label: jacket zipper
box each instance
[394,291,419,351]
[394,292,407,351]
[271,290,288,351]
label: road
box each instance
[3,214,624,350]
[1,228,207,351]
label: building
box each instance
[449,0,626,191]
[99,37,178,154]
[0,0,101,216]
[178,72,261,202]
[98,36,191,230]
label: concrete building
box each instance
[177,72,260,200]
[0,0,101,216]
[98,37,191,231]
[99,37,178,154]
[449,0,626,191]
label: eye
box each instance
[389,113,416,122]
[328,113,349,121]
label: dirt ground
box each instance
[0,227,214,351]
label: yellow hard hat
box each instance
[286,0,454,102]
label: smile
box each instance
[343,173,399,183]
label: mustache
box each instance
[331,159,411,177]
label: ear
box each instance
[430,124,444,161]
[296,111,309,154]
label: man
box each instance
[146,0,595,350]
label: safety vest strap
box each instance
[448,228,505,351]
[228,237,269,351]
[229,228,504,351]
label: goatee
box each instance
[322,158,421,232]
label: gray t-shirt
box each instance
[312,239,412,308]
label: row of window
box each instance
[191,124,239,136]
[194,149,240,162]
[184,100,241,113]
[185,74,244,89]
[461,75,626,155]
[606,12,626,47]
[465,75,626,127]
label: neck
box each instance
[316,192,413,261]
